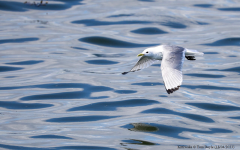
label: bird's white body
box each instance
[142,45,203,60]
[122,45,204,94]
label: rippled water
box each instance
[1,0,240,149]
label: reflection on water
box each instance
[127,123,159,132]
[123,123,232,139]
[1,0,240,149]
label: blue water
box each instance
[1,0,240,149]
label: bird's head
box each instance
[137,48,154,57]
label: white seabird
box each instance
[122,45,204,94]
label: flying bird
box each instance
[122,45,204,94]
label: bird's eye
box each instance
[146,51,148,53]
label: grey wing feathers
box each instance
[161,45,185,94]
[122,56,158,75]
[162,67,182,94]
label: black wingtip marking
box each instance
[186,56,196,60]
[166,86,181,94]
[122,72,129,75]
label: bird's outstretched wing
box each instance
[161,67,182,94]
[161,46,185,94]
[122,56,158,75]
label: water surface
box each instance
[1,0,240,149]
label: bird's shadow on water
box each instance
[121,123,232,140]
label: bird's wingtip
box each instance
[166,86,180,94]
[122,72,129,75]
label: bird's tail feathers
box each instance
[185,49,204,56]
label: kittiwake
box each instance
[122,45,204,94]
